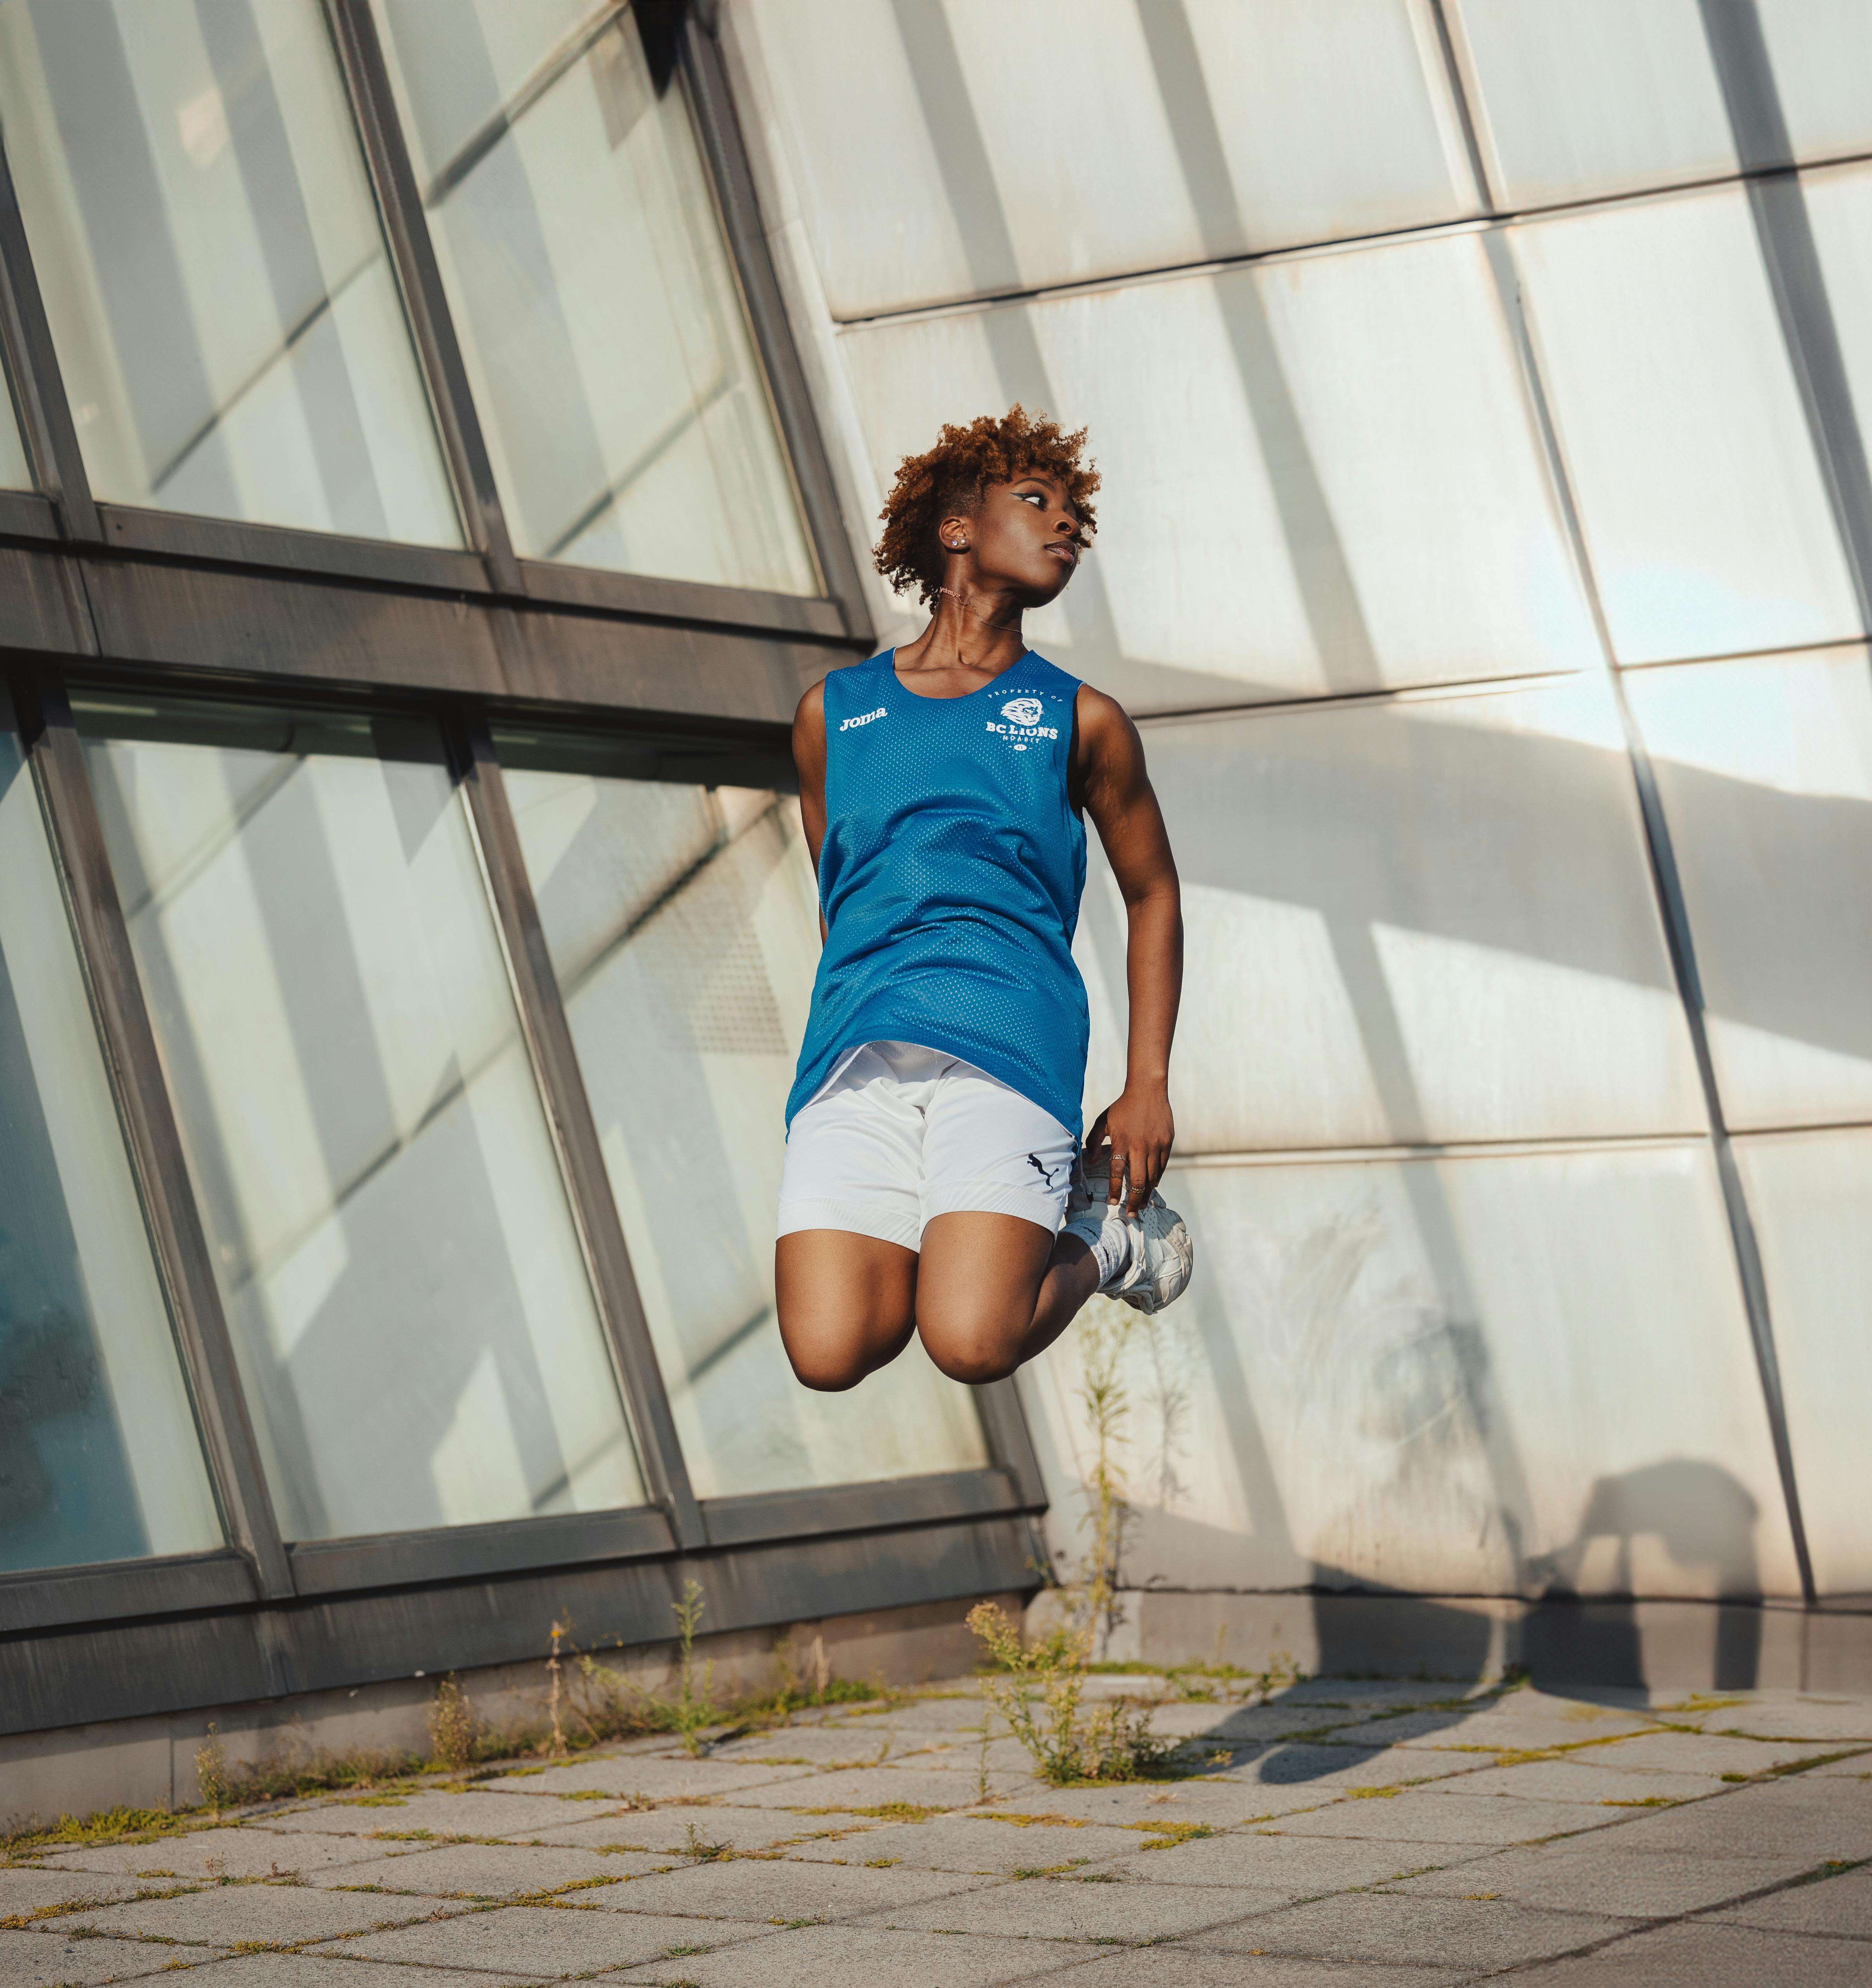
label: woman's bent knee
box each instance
[918,1314,1025,1386]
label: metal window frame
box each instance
[8,665,292,1603]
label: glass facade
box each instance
[0,0,461,542]
[0,0,1866,1730]
[78,694,644,1540]
[0,687,222,1574]
[370,0,817,591]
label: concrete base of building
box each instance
[1079,1587,1872,1692]
[0,1591,1021,1834]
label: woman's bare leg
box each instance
[776,1230,918,1390]
[914,1213,1102,1385]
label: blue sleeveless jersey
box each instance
[786,649,1090,1137]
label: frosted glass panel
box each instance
[1733,1128,1872,1595]
[1514,188,1859,664]
[0,698,220,1574]
[1452,0,1733,207]
[373,2,817,593]
[1626,648,1872,1131]
[739,0,1473,321]
[1020,1146,1801,1602]
[1802,164,1872,508]
[0,0,460,544]
[1083,676,1702,1150]
[80,696,643,1541]
[0,370,29,491]
[841,234,1597,713]
[501,753,989,1500]
[1759,0,1872,165]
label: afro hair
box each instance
[873,404,1099,608]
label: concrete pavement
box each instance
[4,1675,1868,1985]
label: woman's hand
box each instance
[1087,1082,1175,1216]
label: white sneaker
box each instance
[1062,1150,1194,1315]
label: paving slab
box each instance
[1596,1776,1872,1861]
[735,1766,1008,1811]
[1653,1697,1872,1743]
[1394,1839,1821,1915]
[1192,1891,1627,1969]
[793,1813,1142,1874]
[612,1919,1083,1986]
[170,1957,541,1987]
[55,1881,440,1947]
[481,1756,812,1800]
[0,1870,143,1915]
[313,1839,666,1897]
[34,1824,385,1879]
[527,1806,841,1856]
[0,1928,193,1986]
[1422,1759,1727,1805]
[996,1782,1324,1826]
[1706,1860,1872,1936]
[268,1787,653,1838]
[317,1901,774,1974]
[1057,1952,1472,1986]
[1268,1789,1614,1847]
[1506,1917,1872,1983]
[854,1872,1266,1942]
[1574,1731,1852,1777]
[1102,1829,1490,1894]
[587,1855,985,1921]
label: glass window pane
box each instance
[0,687,220,1572]
[0,0,461,545]
[77,693,644,1541]
[1451,0,1734,208]
[371,2,817,595]
[497,733,988,1500]
[0,361,31,490]
[1513,187,1860,663]
[1733,1128,1872,1596]
[1085,677,1702,1153]
[1024,1145,1802,1600]
[1625,647,1872,1132]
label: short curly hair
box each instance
[873,404,1099,608]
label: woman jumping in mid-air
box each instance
[776,404,1190,1392]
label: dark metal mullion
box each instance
[0,136,99,541]
[971,1381,1048,1511]
[454,716,705,1549]
[1477,227,1819,1605]
[679,12,873,641]
[13,667,293,1600]
[1699,0,1872,633]
[320,0,524,594]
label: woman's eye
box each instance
[1018,492,1043,506]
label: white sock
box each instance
[1088,1218,1132,1288]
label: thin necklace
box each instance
[935,586,1022,633]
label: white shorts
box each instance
[777,1040,1077,1251]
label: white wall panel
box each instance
[1452,0,1734,208]
[1733,1128,1872,1595]
[1515,187,1860,664]
[1759,0,1872,166]
[1083,676,1702,1150]
[838,234,1598,711]
[737,0,1473,322]
[1625,647,1872,1131]
[1802,162,1872,493]
[1019,1146,1801,1601]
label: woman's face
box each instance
[942,472,1084,604]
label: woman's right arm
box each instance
[792,678,828,942]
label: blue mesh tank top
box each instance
[786,648,1090,1137]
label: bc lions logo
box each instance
[1000,697,1045,726]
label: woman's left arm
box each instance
[1076,686,1183,1215]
